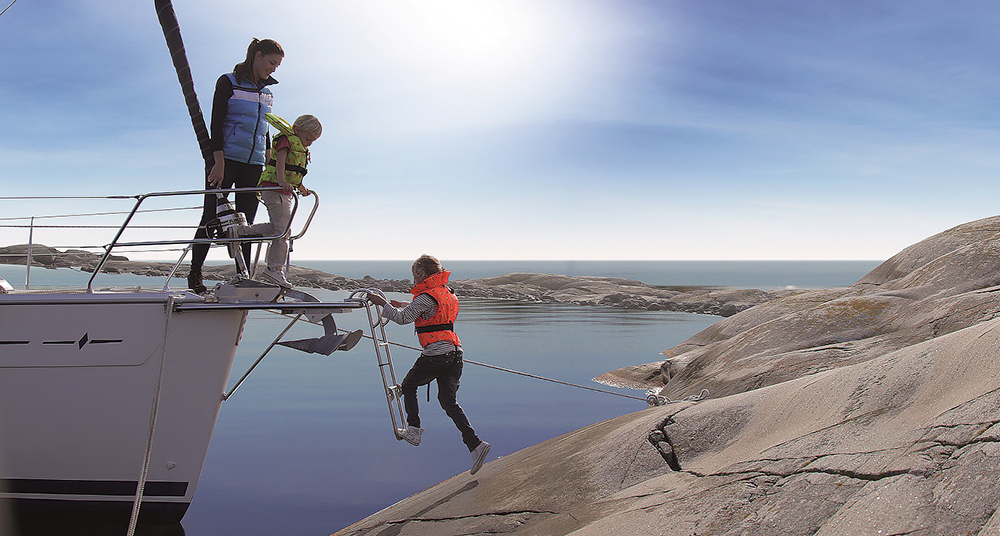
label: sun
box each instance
[412,1,532,69]
[382,0,545,82]
[275,0,601,131]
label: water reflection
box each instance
[12,517,185,536]
[0,275,720,536]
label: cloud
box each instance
[4,0,1000,261]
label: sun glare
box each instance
[276,0,604,131]
[386,0,544,82]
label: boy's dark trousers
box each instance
[400,350,480,451]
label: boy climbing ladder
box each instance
[366,255,491,476]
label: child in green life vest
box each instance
[233,113,321,288]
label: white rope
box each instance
[325,321,667,405]
[645,387,710,406]
[267,304,704,407]
[127,295,175,536]
[371,334,708,406]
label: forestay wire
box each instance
[0,0,18,19]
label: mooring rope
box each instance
[263,306,649,401]
[337,327,670,404]
[465,357,648,402]
[127,295,175,536]
[264,305,707,406]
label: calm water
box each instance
[0,260,879,535]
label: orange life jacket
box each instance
[411,270,461,347]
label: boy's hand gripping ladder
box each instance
[349,289,407,441]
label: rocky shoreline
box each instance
[0,244,802,317]
[328,216,1000,536]
[13,216,1000,536]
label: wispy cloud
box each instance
[3,0,999,260]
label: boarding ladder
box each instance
[349,289,407,441]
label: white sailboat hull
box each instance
[0,291,245,522]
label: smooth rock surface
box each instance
[333,215,1000,536]
[598,216,1000,400]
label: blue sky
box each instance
[3,0,999,260]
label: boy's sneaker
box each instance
[470,441,491,475]
[397,426,423,447]
[226,226,242,258]
[259,267,292,289]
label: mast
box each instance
[153,0,213,167]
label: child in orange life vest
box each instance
[366,255,491,476]
[233,114,321,288]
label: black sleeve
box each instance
[210,74,233,153]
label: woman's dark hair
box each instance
[233,38,284,82]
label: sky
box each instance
[3,0,1000,261]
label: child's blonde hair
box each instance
[293,114,322,139]
[413,254,443,276]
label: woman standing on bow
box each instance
[188,38,283,293]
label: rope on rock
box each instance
[645,387,710,406]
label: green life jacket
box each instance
[259,113,309,189]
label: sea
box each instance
[0,260,880,536]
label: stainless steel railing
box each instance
[0,187,320,292]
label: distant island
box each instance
[0,243,803,317]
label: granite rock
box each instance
[332,215,1000,536]
[598,215,1000,401]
